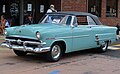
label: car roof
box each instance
[46,11,102,25]
[47,11,96,17]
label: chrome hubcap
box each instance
[102,42,107,51]
[51,45,61,59]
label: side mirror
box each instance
[71,23,78,28]
[74,23,78,27]
[71,25,74,28]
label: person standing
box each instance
[47,4,57,13]
[0,15,10,27]
[0,15,10,34]
[24,14,33,25]
[116,23,120,35]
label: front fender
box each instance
[50,39,67,47]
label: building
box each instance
[61,0,120,26]
[0,0,120,26]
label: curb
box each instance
[108,44,120,50]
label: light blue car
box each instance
[1,12,118,62]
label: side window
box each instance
[76,16,96,25]
[77,16,88,25]
[66,16,72,25]
[87,16,96,25]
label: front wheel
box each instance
[46,43,63,62]
[98,41,108,52]
[13,50,27,56]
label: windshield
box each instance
[39,14,70,25]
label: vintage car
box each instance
[1,12,117,62]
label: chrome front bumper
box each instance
[1,39,50,53]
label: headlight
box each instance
[4,30,8,35]
[36,32,40,39]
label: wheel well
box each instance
[52,41,66,53]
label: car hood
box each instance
[25,23,64,32]
[19,23,66,33]
[7,23,67,38]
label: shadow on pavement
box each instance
[8,49,96,63]
[8,48,120,63]
[101,49,120,58]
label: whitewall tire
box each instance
[46,43,63,62]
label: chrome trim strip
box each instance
[56,36,72,39]
[96,33,115,36]
[56,35,89,39]
[1,43,10,48]
[11,45,50,53]
[6,39,17,42]
[73,35,89,38]
[5,39,45,45]
[24,41,46,45]
[98,37,117,41]
[95,37,117,42]
[6,35,37,40]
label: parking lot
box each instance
[0,36,120,74]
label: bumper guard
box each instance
[1,39,50,53]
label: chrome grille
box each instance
[6,36,41,42]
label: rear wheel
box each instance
[98,41,108,52]
[13,50,27,56]
[46,43,63,62]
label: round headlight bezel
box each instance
[36,32,40,39]
[4,30,8,35]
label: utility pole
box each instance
[20,0,24,25]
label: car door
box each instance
[72,16,96,51]
[72,26,93,51]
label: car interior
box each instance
[74,16,97,26]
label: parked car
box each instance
[1,12,118,62]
